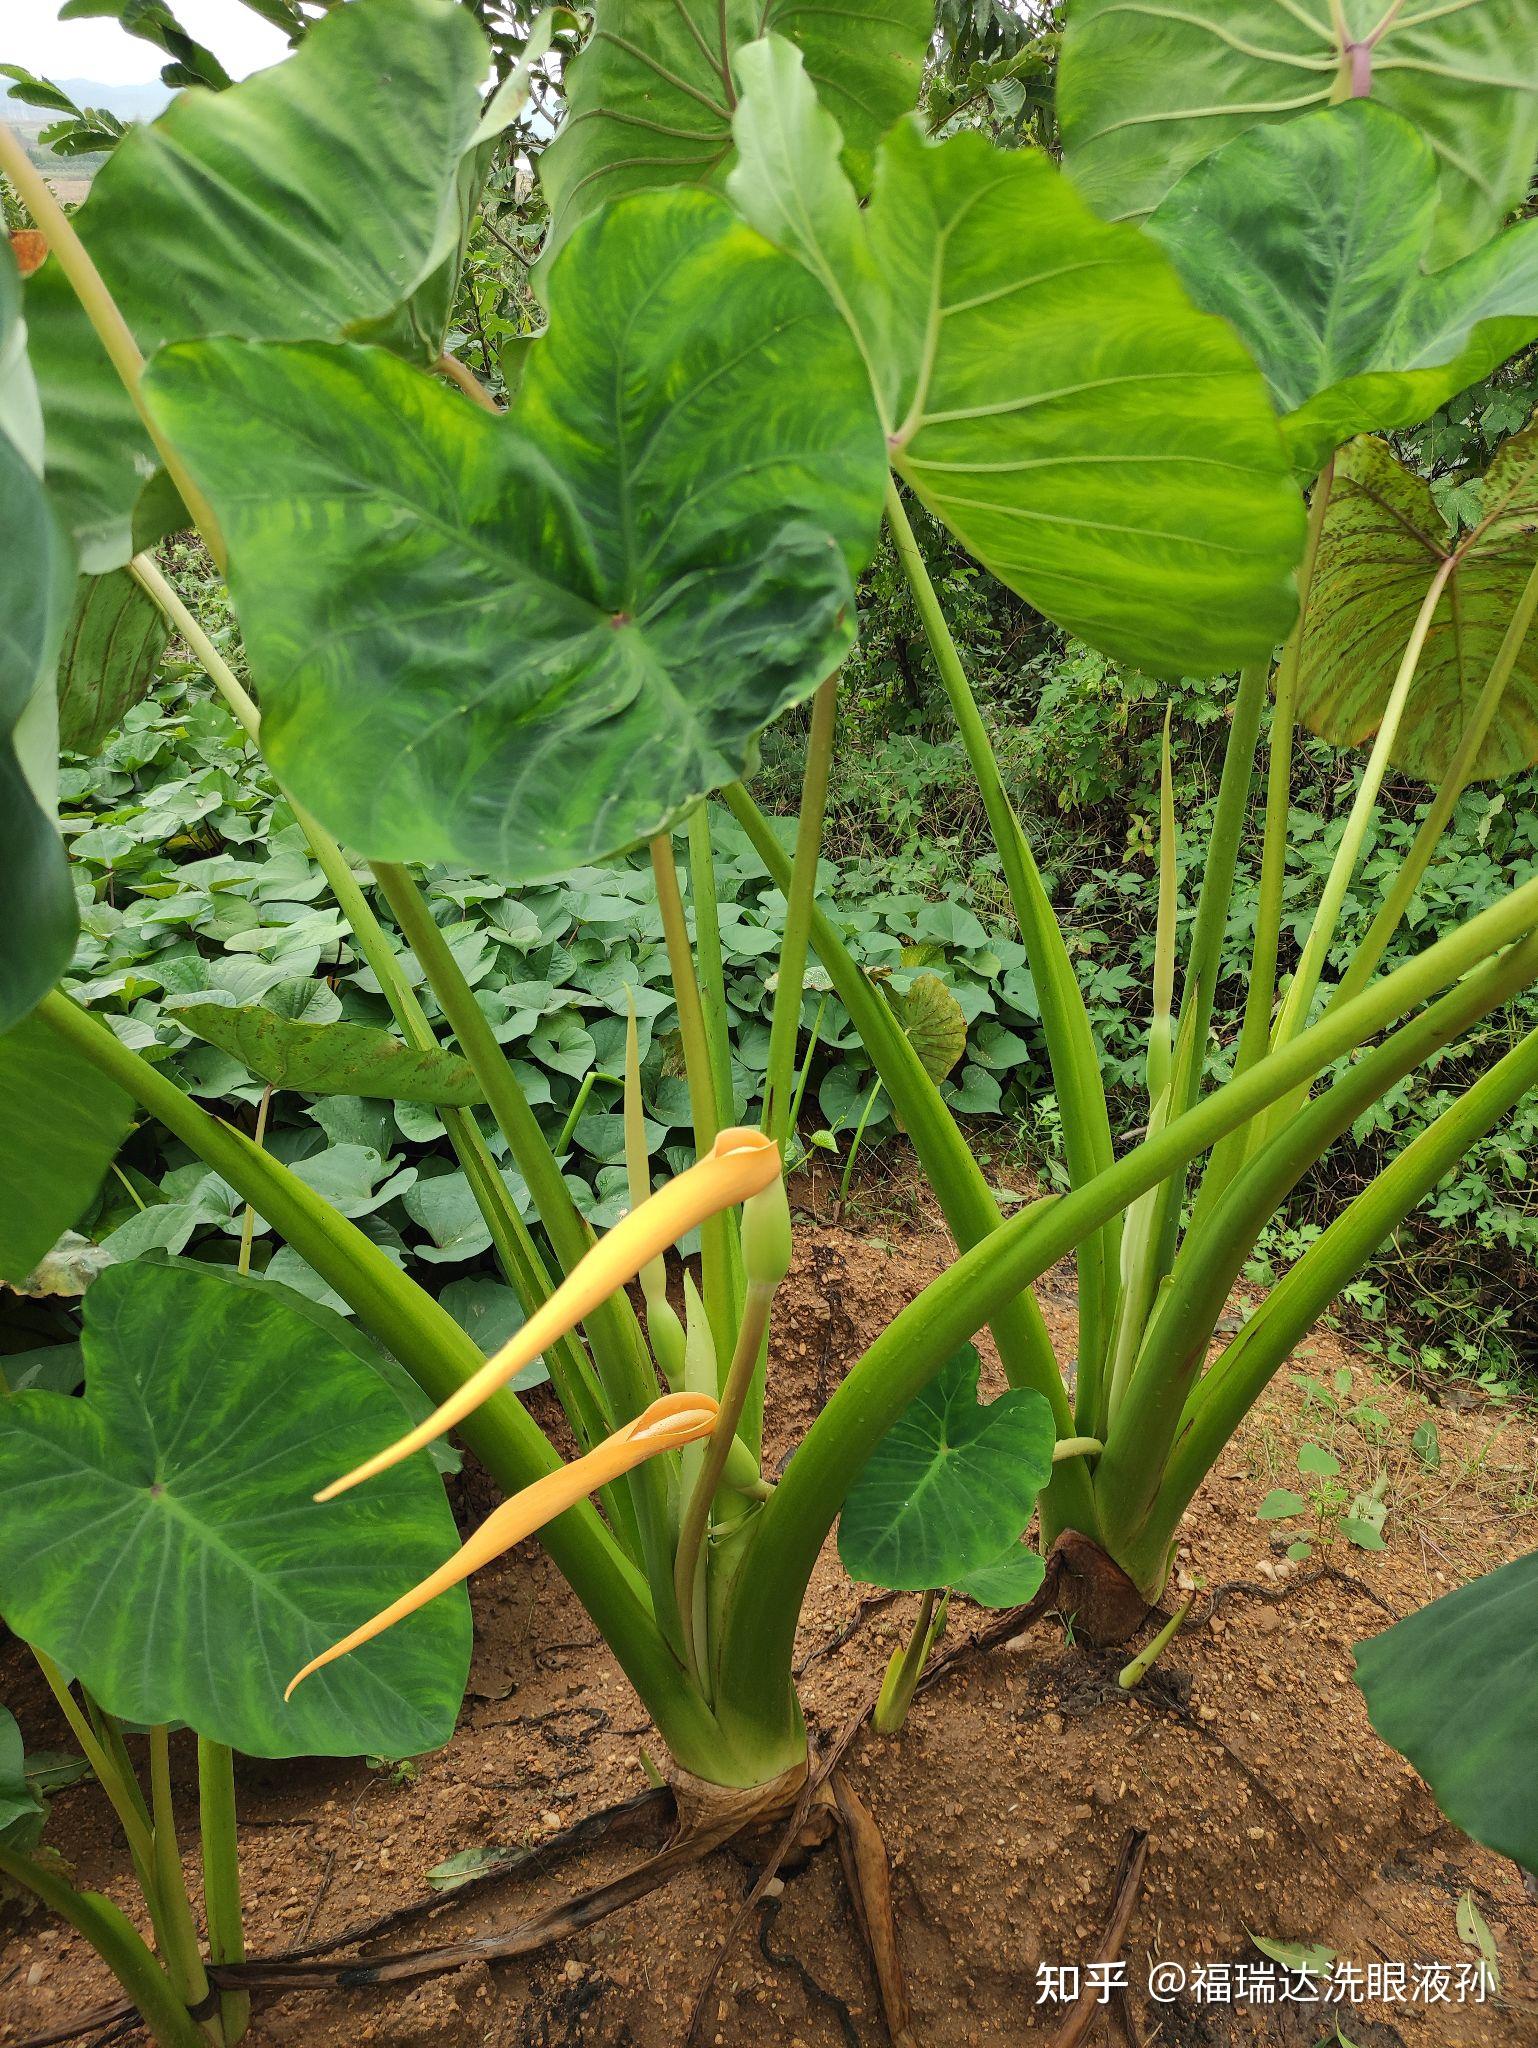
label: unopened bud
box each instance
[645,1286,687,1389]
[742,1171,792,1290]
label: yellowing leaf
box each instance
[901,972,966,1084]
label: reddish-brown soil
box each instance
[4,1184,1537,2047]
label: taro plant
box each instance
[4,0,1538,2032]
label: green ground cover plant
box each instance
[4,0,1538,2033]
[35,583,1538,1379]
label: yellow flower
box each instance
[287,1391,717,1700]
[314,1125,779,1501]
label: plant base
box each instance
[663,1754,809,1838]
[1041,1529,1150,1647]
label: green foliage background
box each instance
[26,365,1538,1387]
[6,0,1535,1391]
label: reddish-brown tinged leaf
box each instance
[8,230,45,278]
[1059,0,1538,269]
[1297,428,1538,785]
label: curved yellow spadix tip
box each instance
[286,1391,717,1703]
[312,1129,779,1504]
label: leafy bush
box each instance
[44,562,1538,1386]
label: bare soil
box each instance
[4,1182,1537,2047]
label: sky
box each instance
[4,0,289,84]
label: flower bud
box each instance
[742,1169,792,1291]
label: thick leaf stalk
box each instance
[197,1739,249,2045]
[882,480,1122,1406]
[1139,1017,1538,1585]
[0,1845,206,2048]
[1267,552,1457,1058]
[649,834,741,1383]
[0,119,225,562]
[1096,931,1538,1558]
[1171,658,1274,1108]
[716,868,1538,1739]
[749,670,838,1452]
[721,787,1097,1539]
[1194,458,1335,1220]
[762,673,839,1149]
[687,802,739,1127]
[625,995,686,1388]
[370,860,673,1612]
[147,1726,216,2037]
[32,1652,158,1906]
[674,1174,792,1689]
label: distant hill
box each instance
[4,77,170,189]
[54,77,173,120]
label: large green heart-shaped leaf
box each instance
[0,1012,134,1284]
[25,0,493,570]
[838,1343,1055,1592]
[1354,1548,1538,1871]
[1147,103,1538,479]
[1,251,77,1035]
[144,189,886,880]
[0,1259,471,1760]
[56,570,172,756]
[538,0,932,264]
[1058,0,1538,270]
[1297,428,1538,784]
[728,37,1304,677]
[172,1003,485,1103]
